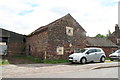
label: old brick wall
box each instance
[46,14,86,59]
[101,47,118,57]
[8,32,26,56]
[26,14,86,60]
[7,42,25,56]
[26,31,48,60]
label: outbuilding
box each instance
[0,28,26,56]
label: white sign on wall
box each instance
[57,47,64,55]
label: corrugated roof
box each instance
[0,28,25,37]
[86,37,117,47]
[0,28,10,37]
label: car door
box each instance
[95,49,103,61]
[93,49,101,61]
[85,49,96,62]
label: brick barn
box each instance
[1,14,118,60]
[26,14,87,60]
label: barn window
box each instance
[57,47,64,55]
[117,38,120,43]
[66,26,73,36]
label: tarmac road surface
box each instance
[15,67,119,78]
[2,62,120,78]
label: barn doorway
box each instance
[28,45,31,56]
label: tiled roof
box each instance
[86,37,117,47]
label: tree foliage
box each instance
[95,30,112,38]
[95,34,106,38]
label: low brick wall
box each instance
[101,47,118,57]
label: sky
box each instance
[0,0,119,37]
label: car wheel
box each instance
[80,57,87,64]
[110,59,113,61]
[118,59,120,61]
[70,62,75,64]
[100,56,105,63]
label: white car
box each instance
[109,49,120,61]
[0,45,7,56]
[69,48,106,64]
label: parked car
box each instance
[69,48,106,64]
[0,45,7,56]
[109,49,120,61]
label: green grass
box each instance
[11,55,41,63]
[105,60,112,62]
[105,57,112,62]
[0,60,9,65]
[12,55,68,64]
[6,55,69,64]
[105,57,110,60]
[44,59,68,64]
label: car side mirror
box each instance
[86,52,89,55]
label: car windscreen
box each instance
[116,50,120,53]
[74,49,88,53]
[74,49,87,53]
[80,49,87,53]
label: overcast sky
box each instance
[0,0,119,37]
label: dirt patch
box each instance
[2,56,36,64]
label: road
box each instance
[2,62,120,78]
[16,67,118,78]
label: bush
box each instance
[0,60,9,65]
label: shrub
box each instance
[0,60,9,65]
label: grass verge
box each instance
[105,60,112,62]
[0,60,9,65]
[11,55,41,63]
[105,57,110,60]
[11,55,68,64]
[44,59,68,64]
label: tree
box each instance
[95,34,106,38]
